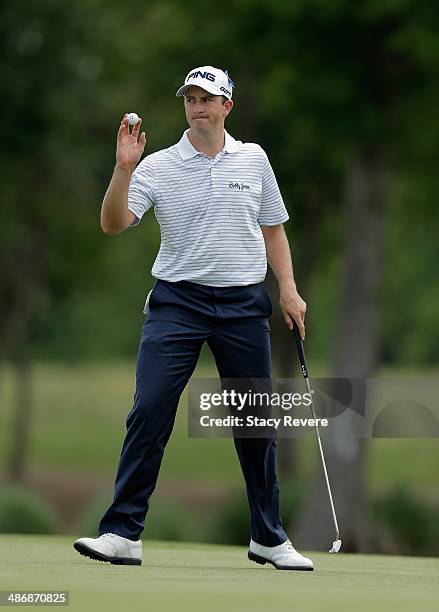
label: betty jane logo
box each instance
[229,181,250,191]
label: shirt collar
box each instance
[177,129,239,160]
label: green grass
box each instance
[0,360,242,482]
[0,361,438,498]
[0,535,438,612]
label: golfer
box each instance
[74,66,313,571]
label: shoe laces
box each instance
[286,539,297,551]
[101,533,116,539]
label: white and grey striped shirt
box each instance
[128,129,289,287]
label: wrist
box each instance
[279,278,297,294]
[115,162,135,174]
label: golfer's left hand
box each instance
[279,286,307,340]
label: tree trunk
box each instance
[1,231,44,481]
[6,355,33,482]
[292,146,391,552]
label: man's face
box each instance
[184,85,233,131]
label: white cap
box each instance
[176,66,234,100]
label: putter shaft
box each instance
[293,326,341,546]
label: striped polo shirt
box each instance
[127,129,289,287]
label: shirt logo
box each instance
[187,71,215,83]
[229,181,250,191]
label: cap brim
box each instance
[175,84,189,97]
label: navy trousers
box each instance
[99,279,287,546]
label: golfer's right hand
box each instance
[116,114,146,170]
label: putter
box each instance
[293,325,342,554]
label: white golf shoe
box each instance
[73,533,142,566]
[248,538,314,571]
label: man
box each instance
[73,66,313,571]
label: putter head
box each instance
[329,539,342,553]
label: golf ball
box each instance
[127,112,139,126]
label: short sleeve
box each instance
[127,156,156,227]
[257,152,289,226]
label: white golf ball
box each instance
[127,112,139,126]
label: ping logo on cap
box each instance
[186,71,215,83]
[176,66,234,99]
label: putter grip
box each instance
[293,325,308,378]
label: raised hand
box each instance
[116,114,147,170]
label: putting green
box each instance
[0,535,438,612]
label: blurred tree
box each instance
[273,0,439,550]
[2,0,436,364]
[0,0,123,478]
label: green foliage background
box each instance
[1,0,438,365]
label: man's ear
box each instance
[224,99,233,117]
